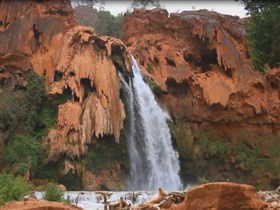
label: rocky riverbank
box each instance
[2,182,279,210]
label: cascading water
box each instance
[120,56,182,191]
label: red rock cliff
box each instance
[124,9,280,188]
[0,0,130,166]
[124,8,280,138]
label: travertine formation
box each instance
[132,182,268,210]
[1,200,82,210]
[0,0,130,171]
[1,1,280,191]
[124,8,280,189]
[124,9,280,130]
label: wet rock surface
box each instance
[1,200,83,210]
[124,8,280,189]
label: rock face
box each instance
[82,166,125,191]
[174,182,267,210]
[1,200,82,210]
[132,182,268,210]
[124,9,280,189]
[124,8,280,132]
[0,0,130,189]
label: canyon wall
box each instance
[1,1,279,190]
[124,9,280,189]
[0,0,130,190]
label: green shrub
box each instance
[25,71,46,110]
[197,176,209,184]
[43,183,62,202]
[147,63,154,73]
[6,133,41,175]
[207,140,228,158]
[0,88,21,129]
[143,75,162,96]
[0,173,31,205]
[168,121,194,158]
[36,106,57,138]
[82,138,124,172]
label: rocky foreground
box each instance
[1,200,82,210]
[1,182,280,210]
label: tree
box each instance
[26,71,46,111]
[238,1,280,72]
[72,0,105,9]
[74,5,98,27]
[95,11,114,36]
[131,0,160,9]
[6,133,41,175]
[111,13,124,39]
[237,0,268,13]
[0,88,20,129]
[74,7,124,39]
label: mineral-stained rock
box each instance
[0,0,130,170]
[1,200,83,210]
[82,166,125,191]
[124,8,280,132]
[124,8,280,189]
[132,182,268,210]
[173,182,267,210]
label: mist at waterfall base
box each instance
[120,56,183,191]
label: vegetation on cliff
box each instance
[239,0,280,72]
[131,0,160,9]
[74,5,123,38]
[0,173,31,205]
[74,0,161,39]
[169,119,280,189]
[1,71,58,180]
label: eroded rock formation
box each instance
[131,182,268,210]
[124,9,280,189]
[1,200,83,210]
[0,0,130,189]
[124,8,280,128]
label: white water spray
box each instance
[120,56,182,191]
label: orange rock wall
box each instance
[124,8,280,138]
[124,9,280,189]
[174,182,266,210]
[0,0,130,179]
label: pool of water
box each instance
[34,191,158,210]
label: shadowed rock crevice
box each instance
[165,57,176,68]
[54,70,62,82]
[201,49,218,71]
[166,78,188,96]
[80,78,95,99]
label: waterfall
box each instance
[120,56,182,191]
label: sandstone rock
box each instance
[124,8,280,189]
[173,182,267,210]
[1,200,82,210]
[124,8,280,136]
[133,182,268,210]
[58,184,67,192]
[0,0,130,169]
[23,195,37,202]
[82,167,125,191]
